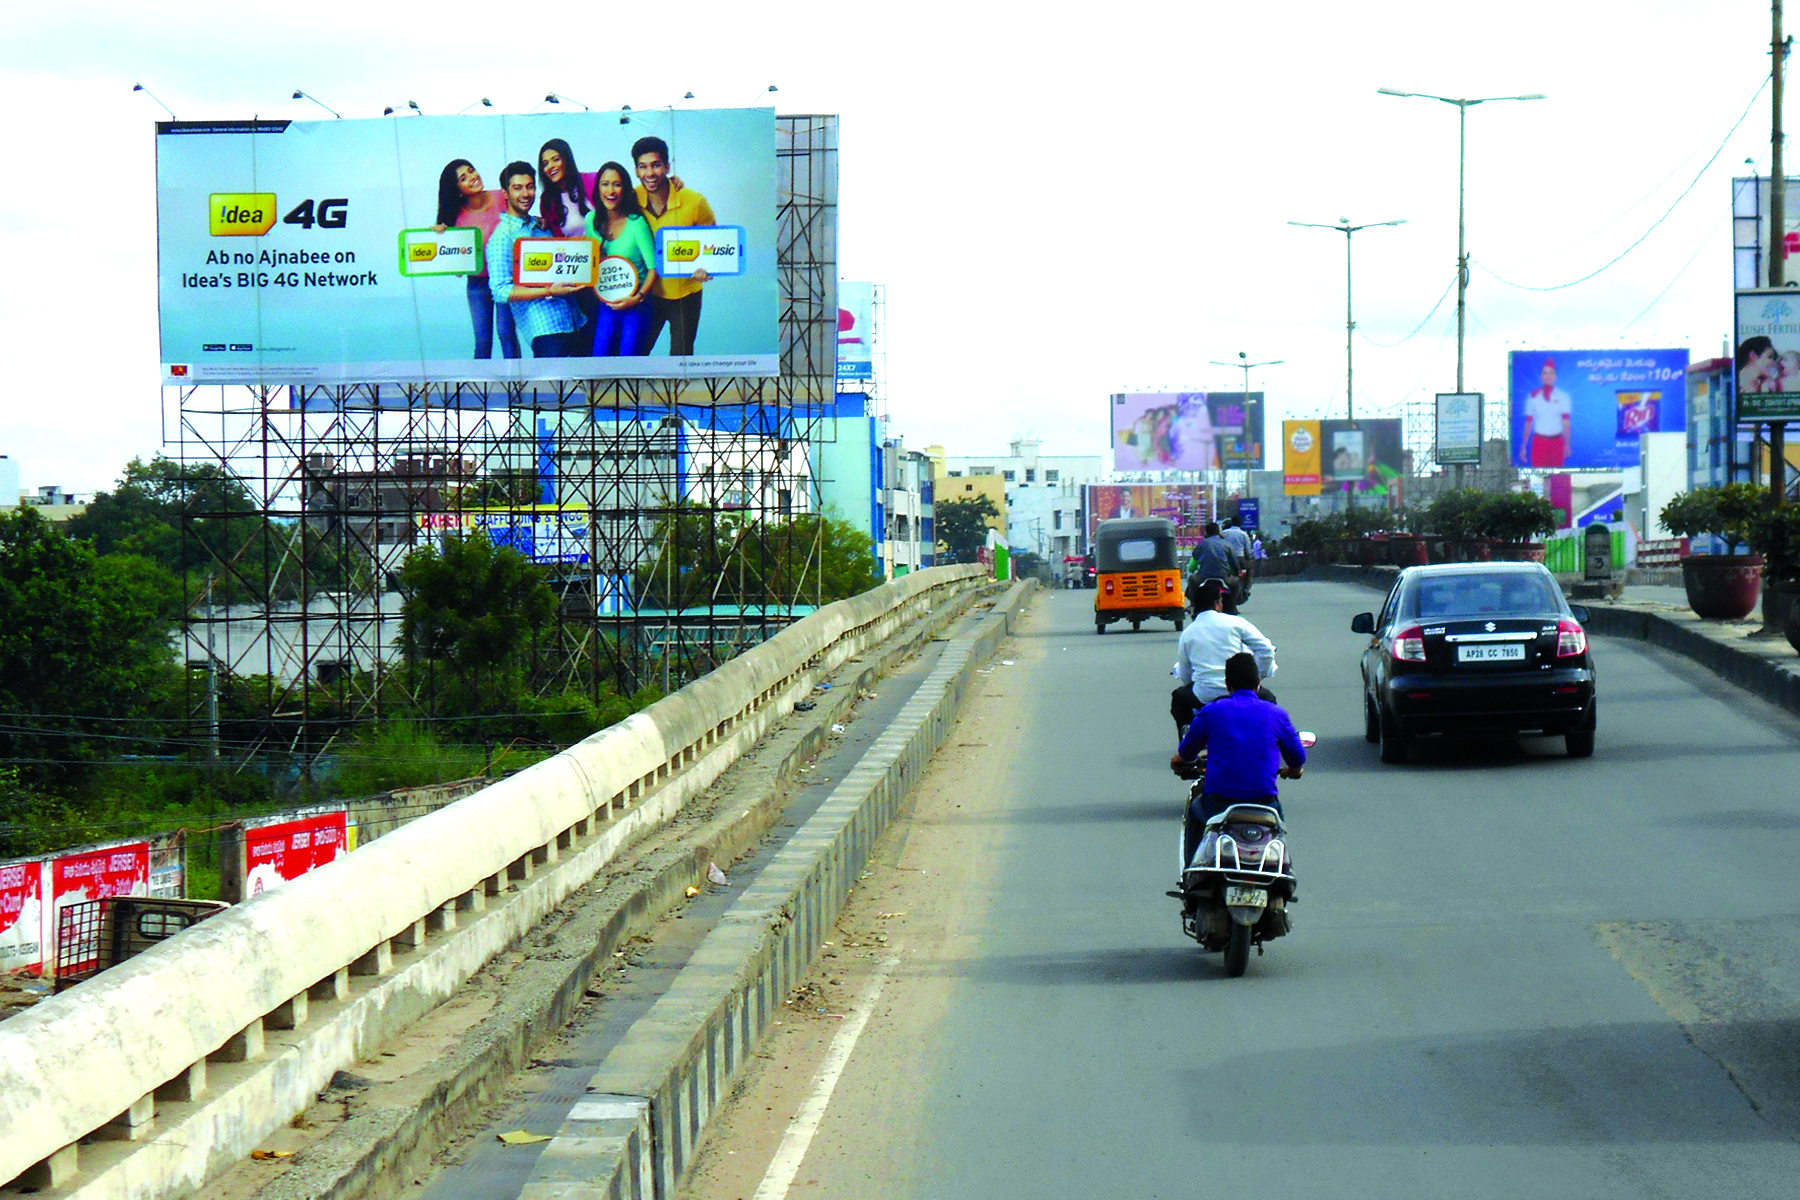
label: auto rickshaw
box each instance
[1093,517,1185,634]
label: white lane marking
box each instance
[751,948,903,1200]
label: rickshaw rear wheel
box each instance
[1095,619,1106,635]
[1130,619,1142,631]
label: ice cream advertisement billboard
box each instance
[157,109,778,385]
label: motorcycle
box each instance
[1165,731,1314,977]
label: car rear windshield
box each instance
[1408,571,1563,618]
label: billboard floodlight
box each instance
[292,90,342,119]
[132,83,177,120]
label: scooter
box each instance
[1166,732,1313,977]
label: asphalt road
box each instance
[688,581,1800,1199]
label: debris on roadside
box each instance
[496,1130,551,1145]
[250,1150,294,1161]
[795,700,816,712]
[707,862,728,887]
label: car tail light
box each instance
[1556,618,1587,658]
[1389,624,1426,662]
[1104,578,1115,596]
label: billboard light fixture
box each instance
[292,90,342,119]
[545,93,591,110]
[454,98,494,115]
[132,83,177,120]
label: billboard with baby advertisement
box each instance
[1734,291,1800,421]
[1283,419,1404,497]
[157,109,778,385]
[1507,349,1688,469]
[1111,393,1265,472]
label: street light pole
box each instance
[1377,87,1545,486]
[1208,353,1283,503]
[1289,218,1404,507]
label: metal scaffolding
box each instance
[167,115,840,764]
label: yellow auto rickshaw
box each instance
[1093,517,1184,634]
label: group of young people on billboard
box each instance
[432,135,717,361]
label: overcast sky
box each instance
[0,1,1777,492]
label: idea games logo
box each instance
[210,193,277,236]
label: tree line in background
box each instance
[0,458,886,861]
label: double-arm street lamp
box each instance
[1287,218,1406,424]
[1377,87,1545,477]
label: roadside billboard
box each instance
[1086,484,1214,546]
[1507,350,1689,469]
[244,811,349,898]
[1435,393,1483,465]
[157,109,778,385]
[1283,419,1404,497]
[1734,291,1800,420]
[838,281,874,382]
[0,861,43,974]
[1111,393,1265,471]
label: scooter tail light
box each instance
[1390,624,1427,662]
[1556,618,1587,657]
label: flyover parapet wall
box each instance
[0,564,988,1198]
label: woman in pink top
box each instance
[433,159,520,359]
[538,139,599,356]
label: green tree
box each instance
[399,532,557,722]
[0,508,181,791]
[934,495,999,563]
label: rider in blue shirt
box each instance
[1170,652,1306,867]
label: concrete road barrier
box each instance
[0,565,987,1198]
[518,582,1032,1200]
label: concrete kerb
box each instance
[1263,564,1800,722]
[240,579,1002,1200]
[0,565,987,1198]
[518,581,1034,1200]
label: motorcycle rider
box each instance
[1169,651,1306,869]
[1220,517,1254,606]
[1171,577,1277,735]
[1186,523,1242,614]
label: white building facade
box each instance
[942,433,1102,560]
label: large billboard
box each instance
[1734,291,1800,420]
[1507,349,1689,469]
[837,281,874,382]
[1111,393,1265,471]
[1283,419,1404,497]
[157,109,778,385]
[1085,484,1214,547]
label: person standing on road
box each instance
[1170,578,1277,735]
[1170,652,1306,868]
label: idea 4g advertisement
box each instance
[157,109,777,385]
[1507,349,1689,469]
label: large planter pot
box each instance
[1388,535,1429,566]
[1682,555,1763,620]
[1354,538,1381,567]
[1493,542,1547,563]
[1766,580,1800,648]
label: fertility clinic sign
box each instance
[157,109,779,385]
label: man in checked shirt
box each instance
[488,162,588,358]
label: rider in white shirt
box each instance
[1171,578,1278,733]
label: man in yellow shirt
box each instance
[632,136,716,356]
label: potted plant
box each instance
[1746,504,1800,647]
[1660,484,1765,620]
[1481,492,1558,561]
[1385,507,1428,565]
[1422,489,1491,561]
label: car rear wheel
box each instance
[1363,693,1380,744]
[1378,702,1409,764]
[1565,703,1596,758]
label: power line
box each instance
[1358,271,1459,349]
[1477,74,1769,293]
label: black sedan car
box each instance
[1351,563,1597,763]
